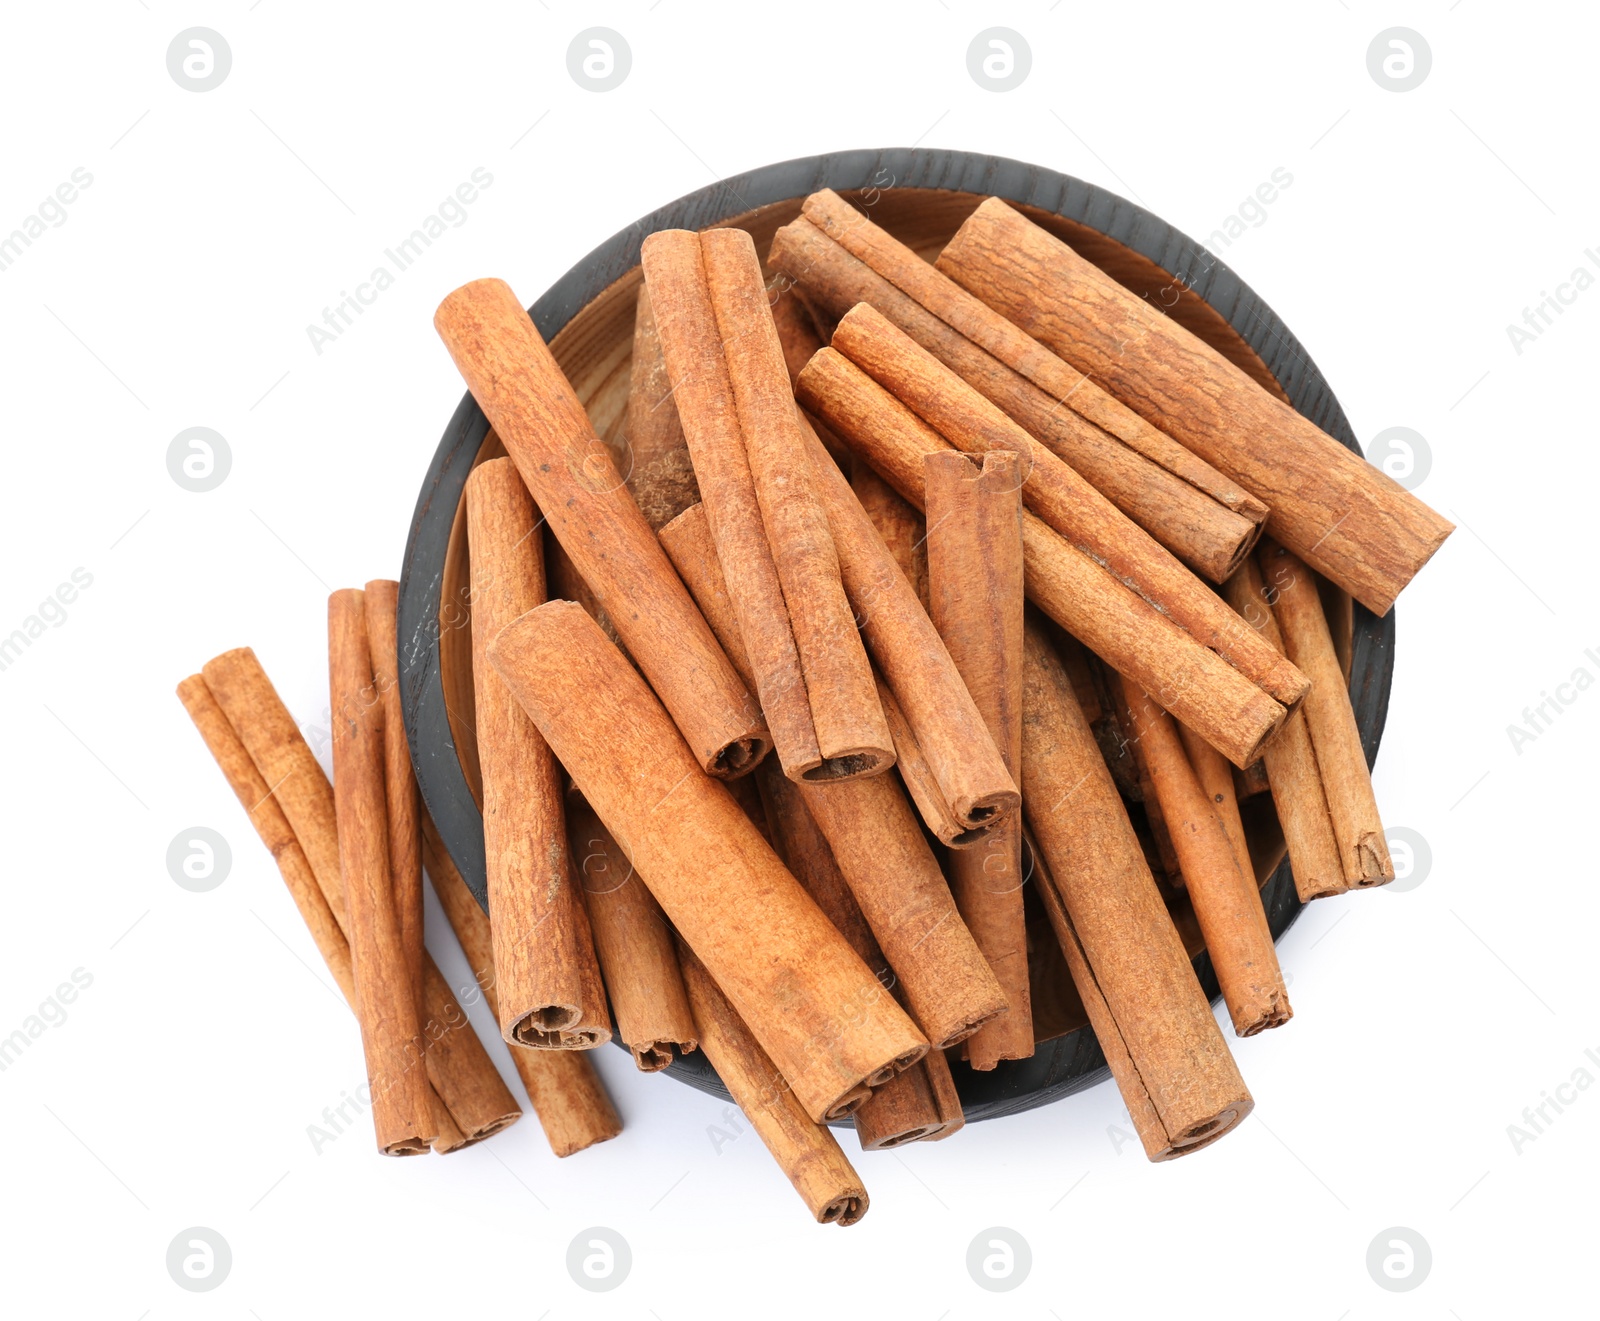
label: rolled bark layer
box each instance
[488,599,927,1123]
[1258,540,1395,886]
[434,276,768,778]
[623,283,701,531]
[327,588,436,1156]
[770,214,1264,582]
[567,790,698,1071]
[935,198,1455,615]
[421,813,622,1156]
[923,450,1033,1069]
[466,458,611,1049]
[797,346,1287,769]
[1020,618,1252,1159]
[681,948,869,1225]
[1112,671,1292,1037]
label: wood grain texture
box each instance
[937,199,1454,615]
[465,459,610,1049]
[488,600,927,1123]
[434,276,768,778]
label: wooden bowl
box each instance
[398,148,1394,1124]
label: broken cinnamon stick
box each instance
[1112,670,1291,1037]
[622,283,701,531]
[567,790,698,1071]
[1258,540,1394,886]
[796,345,1288,768]
[465,458,610,1049]
[487,600,927,1122]
[923,450,1033,1069]
[434,277,768,778]
[680,947,869,1225]
[935,198,1454,615]
[1020,618,1253,1157]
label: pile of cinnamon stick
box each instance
[180,190,1452,1225]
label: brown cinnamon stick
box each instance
[1223,561,1347,900]
[680,947,869,1224]
[1020,618,1252,1158]
[623,283,700,531]
[327,588,435,1155]
[873,676,998,849]
[935,198,1455,615]
[850,459,928,609]
[1178,721,1254,888]
[434,277,768,778]
[923,450,1033,1069]
[487,600,926,1122]
[363,580,424,1017]
[465,458,610,1049]
[772,199,1266,582]
[830,303,1308,712]
[771,285,826,387]
[567,790,698,1070]
[796,345,1288,768]
[420,814,622,1156]
[1258,540,1394,886]
[1112,671,1291,1037]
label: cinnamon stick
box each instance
[1223,561,1347,901]
[1020,618,1252,1158]
[663,500,1007,1048]
[872,676,997,849]
[487,600,927,1122]
[679,947,869,1225]
[796,345,1288,768]
[771,200,1266,582]
[850,459,927,609]
[830,303,1308,712]
[623,283,701,531]
[771,285,825,387]
[1112,671,1291,1037]
[420,813,622,1156]
[923,450,1033,1069]
[935,198,1455,615]
[327,588,435,1154]
[1178,721,1254,888]
[1258,540,1394,886]
[434,277,768,778]
[465,458,610,1049]
[567,790,698,1070]
[363,580,424,1017]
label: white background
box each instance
[2,2,1595,1316]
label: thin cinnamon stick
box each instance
[567,790,698,1071]
[1020,618,1252,1158]
[487,600,927,1123]
[935,198,1455,615]
[850,458,928,609]
[680,947,869,1225]
[796,345,1288,768]
[1178,721,1254,889]
[434,277,768,778]
[420,813,622,1156]
[1223,561,1347,901]
[830,303,1308,712]
[923,450,1033,1069]
[873,676,997,849]
[623,283,701,531]
[1112,670,1291,1037]
[465,458,610,1049]
[363,580,424,1017]
[772,200,1266,582]
[1258,539,1395,886]
[327,588,435,1155]
[663,501,1007,1048]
